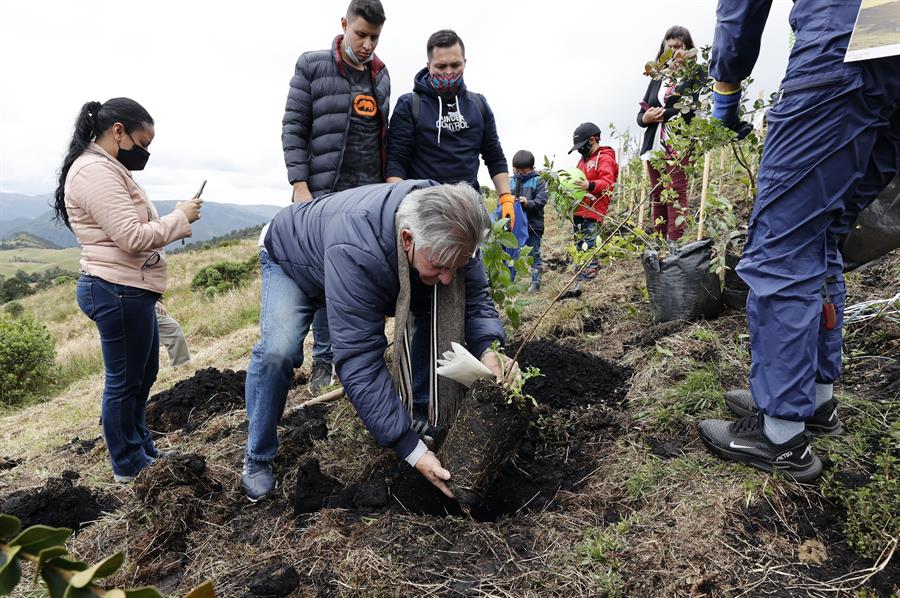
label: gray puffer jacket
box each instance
[282,35,390,196]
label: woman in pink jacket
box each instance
[54,98,202,483]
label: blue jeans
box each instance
[76,275,160,477]
[311,307,333,364]
[245,250,320,462]
[573,216,600,274]
[525,231,543,284]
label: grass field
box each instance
[0,247,81,277]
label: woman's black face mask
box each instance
[117,133,150,171]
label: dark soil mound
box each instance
[0,457,21,470]
[294,458,342,514]
[518,339,631,409]
[275,405,329,464]
[0,470,120,531]
[625,319,688,348]
[247,562,302,596]
[62,436,100,455]
[146,368,246,432]
[129,454,226,587]
[287,340,629,522]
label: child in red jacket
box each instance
[568,122,619,280]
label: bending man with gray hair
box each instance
[241,180,516,501]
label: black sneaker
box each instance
[241,459,276,502]
[698,414,823,482]
[723,389,843,436]
[308,361,335,395]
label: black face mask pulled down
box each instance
[578,142,594,160]
[116,135,150,171]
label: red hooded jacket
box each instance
[575,146,618,222]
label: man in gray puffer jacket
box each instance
[281,0,391,393]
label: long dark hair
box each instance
[54,98,153,230]
[656,25,695,60]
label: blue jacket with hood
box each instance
[386,68,508,192]
[511,171,549,236]
[263,180,505,460]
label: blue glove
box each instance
[712,90,752,140]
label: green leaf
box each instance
[40,565,69,598]
[63,586,96,598]
[47,557,88,572]
[0,545,22,595]
[69,552,125,588]
[7,525,71,555]
[184,580,216,598]
[0,515,21,542]
[35,546,70,581]
[104,588,166,598]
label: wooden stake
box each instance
[291,386,345,412]
[719,147,726,171]
[697,152,711,241]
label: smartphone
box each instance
[640,101,651,110]
[193,179,207,199]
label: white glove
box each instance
[435,342,493,387]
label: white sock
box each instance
[763,415,805,445]
[815,383,833,408]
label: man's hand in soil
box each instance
[415,451,453,498]
[481,351,521,385]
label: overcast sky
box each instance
[0,1,792,207]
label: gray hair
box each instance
[396,183,490,265]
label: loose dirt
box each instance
[0,470,120,531]
[145,367,247,432]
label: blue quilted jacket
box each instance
[264,180,505,459]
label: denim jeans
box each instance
[524,232,543,284]
[245,250,320,462]
[76,275,161,477]
[573,216,600,275]
[311,307,333,364]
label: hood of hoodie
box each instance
[512,171,540,185]
[413,66,468,98]
[585,146,616,164]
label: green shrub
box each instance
[190,257,258,297]
[0,314,56,405]
[824,446,899,560]
[3,301,24,318]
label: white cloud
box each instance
[0,0,792,206]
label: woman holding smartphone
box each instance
[637,26,702,243]
[54,98,202,482]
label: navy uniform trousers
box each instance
[739,58,900,421]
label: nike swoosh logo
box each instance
[729,441,754,450]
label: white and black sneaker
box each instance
[698,414,823,482]
[723,389,843,436]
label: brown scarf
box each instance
[391,224,467,427]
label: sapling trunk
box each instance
[437,379,531,511]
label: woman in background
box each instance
[637,25,702,244]
[54,98,202,482]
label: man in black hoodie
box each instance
[386,29,513,208]
[386,29,515,432]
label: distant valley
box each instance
[0,192,283,252]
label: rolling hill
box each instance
[0,192,283,250]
